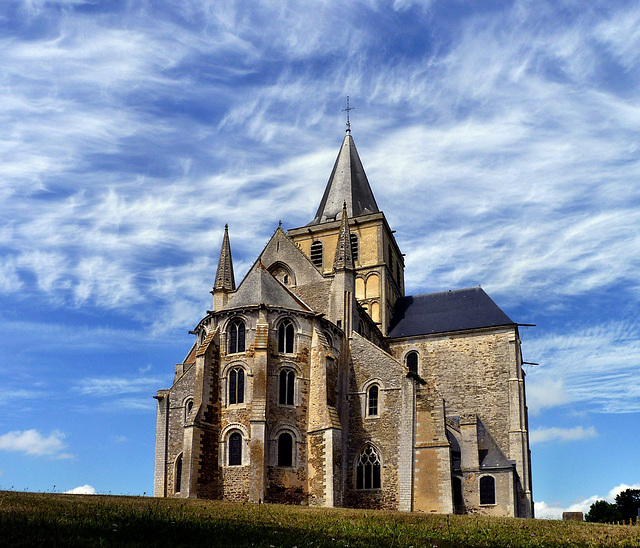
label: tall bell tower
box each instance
[288,126,404,335]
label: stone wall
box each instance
[389,327,517,460]
[345,332,407,510]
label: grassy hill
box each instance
[1,490,639,547]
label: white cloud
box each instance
[64,484,97,495]
[536,483,640,520]
[530,426,597,445]
[526,378,571,415]
[0,429,73,459]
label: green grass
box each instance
[1,491,639,547]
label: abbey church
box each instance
[153,126,534,517]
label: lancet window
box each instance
[228,432,242,466]
[228,367,245,405]
[278,320,295,354]
[367,384,379,417]
[279,369,295,405]
[228,320,246,354]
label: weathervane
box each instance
[342,96,354,133]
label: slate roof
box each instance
[309,132,379,224]
[388,287,514,338]
[224,263,313,312]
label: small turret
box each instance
[329,204,357,335]
[212,224,235,310]
[333,202,354,272]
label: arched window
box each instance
[175,454,183,493]
[406,351,418,374]
[228,367,245,405]
[277,432,293,467]
[350,233,358,262]
[388,244,393,273]
[480,475,496,505]
[367,384,379,417]
[184,398,194,422]
[199,330,207,346]
[228,432,242,466]
[356,445,381,489]
[278,320,295,354]
[228,320,246,354]
[279,369,295,405]
[310,240,323,269]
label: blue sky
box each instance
[1,0,639,518]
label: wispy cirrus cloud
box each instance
[74,376,164,397]
[526,321,640,414]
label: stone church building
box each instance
[154,127,534,517]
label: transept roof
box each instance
[388,287,514,338]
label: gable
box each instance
[259,227,325,286]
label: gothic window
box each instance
[228,432,242,466]
[356,445,381,489]
[406,351,418,374]
[350,233,358,262]
[199,330,207,346]
[228,320,246,354]
[310,240,323,269]
[388,244,393,273]
[367,384,379,417]
[277,432,293,467]
[480,475,496,505]
[279,369,295,405]
[228,367,245,405]
[278,320,295,354]
[175,454,183,493]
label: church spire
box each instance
[309,131,379,225]
[333,202,354,271]
[213,224,235,291]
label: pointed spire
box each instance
[309,132,379,225]
[333,202,354,271]
[214,224,235,291]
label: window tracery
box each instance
[356,445,381,489]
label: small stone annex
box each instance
[153,125,534,518]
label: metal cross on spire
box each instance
[342,96,354,133]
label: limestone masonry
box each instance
[153,128,534,517]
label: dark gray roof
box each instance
[388,287,514,338]
[309,133,379,225]
[225,263,311,312]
